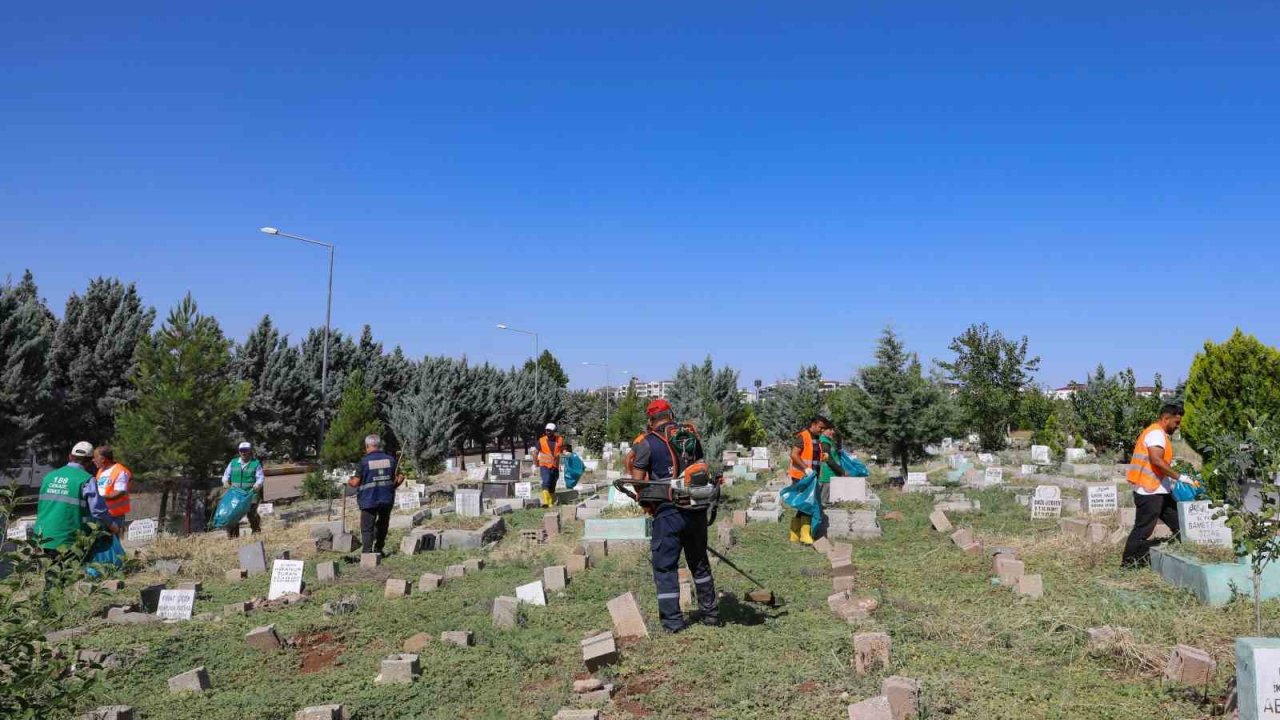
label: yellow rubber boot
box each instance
[798,521,814,546]
[788,515,802,544]
[541,489,554,508]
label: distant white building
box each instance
[1051,382,1087,401]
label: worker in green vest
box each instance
[221,441,265,538]
[33,441,114,558]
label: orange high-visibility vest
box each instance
[1126,423,1173,492]
[537,435,564,469]
[789,430,822,480]
[97,462,132,518]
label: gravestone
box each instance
[1035,485,1061,501]
[1179,501,1232,547]
[514,482,533,500]
[828,477,868,503]
[239,541,268,577]
[1064,448,1087,463]
[490,458,521,483]
[1236,637,1280,719]
[905,472,928,486]
[516,580,547,606]
[268,559,305,600]
[1031,486,1063,519]
[1020,464,1035,476]
[455,489,483,517]
[126,518,158,543]
[1031,445,1050,465]
[155,589,196,620]
[607,592,649,639]
[257,502,274,516]
[1085,484,1119,515]
[465,467,486,482]
[395,491,420,512]
[978,453,995,465]
[751,446,769,459]
[983,467,1004,486]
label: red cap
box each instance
[646,399,672,416]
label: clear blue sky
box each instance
[4,2,1277,390]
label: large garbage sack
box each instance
[563,454,585,489]
[211,487,254,529]
[780,471,822,533]
[1172,478,1205,502]
[838,451,870,477]
[85,534,125,578]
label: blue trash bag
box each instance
[564,454,585,489]
[1172,478,1205,502]
[839,451,870,477]
[212,487,254,529]
[780,471,822,533]
[85,534,125,578]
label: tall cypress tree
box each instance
[0,271,56,466]
[233,316,315,459]
[757,365,825,443]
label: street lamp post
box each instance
[496,323,539,415]
[261,227,335,451]
[581,362,626,430]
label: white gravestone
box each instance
[1086,485,1119,515]
[906,472,929,486]
[455,489,482,518]
[126,518,158,543]
[156,588,196,620]
[584,459,600,472]
[257,502,274,516]
[1031,445,1050,465]
[465,467,486,482]
[1031,497,1063,519]
[514,482,533,500]
[1034,485,1061,501]
[1180,501,1232,547]
[268,559,305,600]
[1020,464,1035,476]
[1065,448,1087,463]
[967,434,980,445]
[978,453,995,465]
[395,491,421,511]
[750,457,770,470]
[829,477,868,503]
[1247,645,1280,718]
[751,447,769,460]
[516,580,547,606]
[414,484,426,498]
[983,467,1004,486]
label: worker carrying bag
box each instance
[212,487,254,529]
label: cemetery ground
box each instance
[54,472,1266,719]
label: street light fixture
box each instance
[260,226,335,452]
[496,323,540,417]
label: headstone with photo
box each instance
[267,559,305,600]
[126,518,158,543]
[1179,501,1232,547]
[1085,484,1119,515]
[1031,445,1051,465]
[156,588,196,620]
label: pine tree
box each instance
[839,328,949,479]
[0,271,56,466]
[608,381,646,443]
[233,316,315,459]
[388,357,463,474]
[299,327,358,449]
[757,366,825,443]
[938,323,1040,450]
[668,357,743,473]
[113,294,248,481]
[320,369,383,468]
[524,349,570,388]
[41,277,154,458]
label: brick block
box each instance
[332,533,356,553]
[225,569,247,583]
[833,576,856,593]
[832,557,856,579]
[586,540,609,561]
[417,573,443,592]
[717,524,734,548]
[566,554,589,577]
[582,631,619,672]
[1015,574,1043,598]
[847,695,893,720]
[463,558,484,573]
[294,705,344,720]
[949,529,972,547]
[553,709,601,720]
[853,632,892,675]
[139,584,166,613]
[316,561,338,583]
[493,596,519,628]
[403,632,432,653]
[83,707,135,720]
[360,553,381,569]
[928,510,952,533]
[1165,644,1216,686]
[607,592,649,639]
[223,601,250,615]
[167,666,211,693]
[828,541,853,563]
[959,541,983,556]
[544,566,568,593]
[746,588,775,605]
[882,676,920,720]
[1086,522,1109,544]
[996,558,1024,587]
[1060,517,1090,539]
[384,578,411,598]
[376,653,420,684]
[100,579,124,592]
[812,536,833,555]
[245,624,283,651]
[399,535,421,556]
[444,565,467,581]
[441,630,474,647]
[544,512,561,539]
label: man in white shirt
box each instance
[221,441,266,538]
[1121,405,1184,567]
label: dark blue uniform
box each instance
[356,451,397,554]
[633,426,719,632]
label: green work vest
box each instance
[226,458,262,490]
[818,437,837,484]
[33,464,92,550]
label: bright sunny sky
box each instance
[3,3,1277,390]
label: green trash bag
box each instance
[212,487,254,529]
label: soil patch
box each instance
[295,631,345,674]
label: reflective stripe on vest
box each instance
[1125,423,1172,492]
[538,436,564,469]
[98,463,132,518]
[789,430,821,480]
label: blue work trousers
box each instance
[539,467,560,492]
[650,504,718,631]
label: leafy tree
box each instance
[40,278,154,458]
[608,381,646,443]
[1070,365,1163,459]
[114,294,249,482]
[757,366,825,443]
[835,328,950,479]
[524,349,569,389]
[1033,409,1066,458]
[320,369,383,468]
[1013,385,1054,432]
[233,316,315,459]
[938,323,1040,450]
[732,404,767,448]
[0,271,56,467]
[1183,329,1280,464]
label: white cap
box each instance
[71,441,93,458]
[545,423,557,431]
[238,441,252,451]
